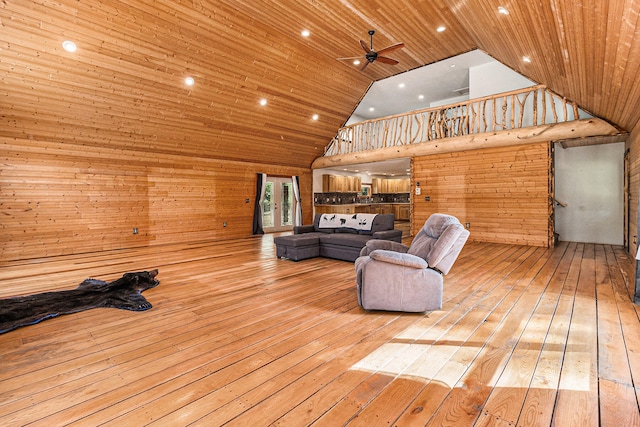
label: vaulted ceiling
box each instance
[2,0,639,169]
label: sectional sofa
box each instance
[274,213,402,262]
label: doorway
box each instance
[554,142,625,244]
[262,177,296,232]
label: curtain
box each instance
[252,173,267,234]
[292,175,302,226]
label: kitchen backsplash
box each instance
[314,192,410,205]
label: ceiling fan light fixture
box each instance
[337,30,404,71]
[437,26,446,33]
[301,29,310,37]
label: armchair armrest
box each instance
[372,229,403,241]
[370,249,428,269]
[294,225,315,234]
[360,239,409,257]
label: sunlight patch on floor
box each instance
[350,339,593,392]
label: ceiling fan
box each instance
[337,30,404,71]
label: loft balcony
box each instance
[313,85,623,169]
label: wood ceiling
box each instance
[2,0,639,169]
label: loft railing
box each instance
[324,85,588,156]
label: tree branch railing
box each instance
[324,85,587,156]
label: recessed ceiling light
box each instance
[312,114,319,120]
[398,83,405,89]
[418,94,424,100]
[450,64,456,68]
[62,40,77,52]
[437,26,446,33]
[259,98,268,106]
[184,76,195,86]
[301,29,310,37]
[498,6,509,15]
[353,59,361,65]
[522,56,531,63]
[369,107,375,112]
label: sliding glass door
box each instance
[262,177,295,232]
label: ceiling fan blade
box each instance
[376,42,405,55]
[360,39,371,53]
[376,56,399,65]
[336,56,363,61]
[360,61,370,71]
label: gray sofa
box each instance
[274,213,402,262]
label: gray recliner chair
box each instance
[355,213,469,312]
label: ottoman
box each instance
[274,234,320,261]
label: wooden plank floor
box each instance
[1,236,640,426]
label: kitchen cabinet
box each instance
[326,176,411,195]
[380,204,393,215]
[380,179,389,194]
[393,203,410,220]
[321,175,333,192]
[371,178,380,195]
[371,178,410,194]
[322,174,362,192]
[370,204,394,215]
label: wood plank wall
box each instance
[0,138,312,262]
[412,142,552,247]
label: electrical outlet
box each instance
[424,196,430,202]
[133,227,138,234]
[465,222,470,229]
[223,222,227,227]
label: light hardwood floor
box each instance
[1,235,639,426]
